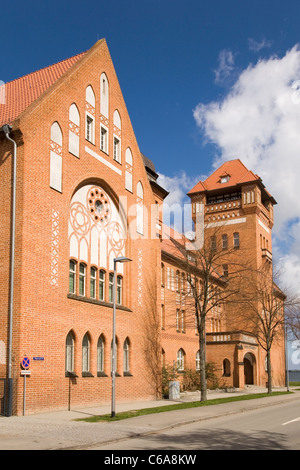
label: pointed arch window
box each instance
[65,331,75,374]
[69,103,80,157]
[123,338,131,375]
[97,335,106,376]
[177,348,185,371]
[100,73,109,118]
[82,333,91,375]
[85,85,95,144]
[50,121,63,192]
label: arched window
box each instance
[123,338,130,374]
[97,335,105,375]
[50,121,63,192]
[69,103,80,157]
[223,359,231,377]
[85,85,95,144]
[136,181,144,234]
[177,348,185,371]
[82,333,90,374]
[65,331,75,373]
[69,260,77,294]
[100,73,109,118]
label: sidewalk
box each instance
[0,386,298,450]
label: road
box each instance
[89,399,300,450]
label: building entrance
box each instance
[244,353,256,385]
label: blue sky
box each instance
[2,0,299,177]
[2,1,300,312]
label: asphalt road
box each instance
[91,399,300,450]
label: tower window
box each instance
[220,175,230,184]
[233,232,240,249]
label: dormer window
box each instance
[220,175,230,184]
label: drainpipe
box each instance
[1,124,17,416]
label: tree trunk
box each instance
[199,318,207,401]
[267,348,272,394]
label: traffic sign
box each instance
[21,356,30,369]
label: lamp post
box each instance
[111,256,132,418]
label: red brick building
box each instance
[0,40,286,415]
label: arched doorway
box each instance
[244,353,256,385]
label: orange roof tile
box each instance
[0,52,86,126]
[188,159,260,195]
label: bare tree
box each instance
[238,263,288,393]
[142,271,163,399]
[165,223,251,401]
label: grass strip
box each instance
[76,391,292,423]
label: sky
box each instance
[1,0,300,364]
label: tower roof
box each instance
[188,158,276,203]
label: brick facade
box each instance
[0,40,286,415]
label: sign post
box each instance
[21,356,30,416]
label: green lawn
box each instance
[76,391,292,423]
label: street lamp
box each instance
[111,256,132,418]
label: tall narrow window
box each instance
[233,232,240,249]
[65,331,75,373]
[90,267,96,298]
[82,333,90,374]
[79,263,86,296]
[99,269,105,301]
[86,115,94,143]
[177,348,185,371]
[113,136,121,163]
[69,260,76,294]
[123,338,130,374]
[109,272,114,302]
[117,275,122,305]
[222,234,228,250]
[100,126,108,153]
[97,335,105,375]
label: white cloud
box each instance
[193,45,300,293]
[248,37,272,52]
[214,49,235,84]
[157,171,203,235]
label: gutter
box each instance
[0,124,17,416]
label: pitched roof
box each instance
[188,159,261,195]
[0,52,86,126]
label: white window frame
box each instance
[100,124,109,154]
[86,112,95,144]
[113,135,121,163]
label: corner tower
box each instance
[187,159,276,271]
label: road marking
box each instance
[282,417,300,426]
